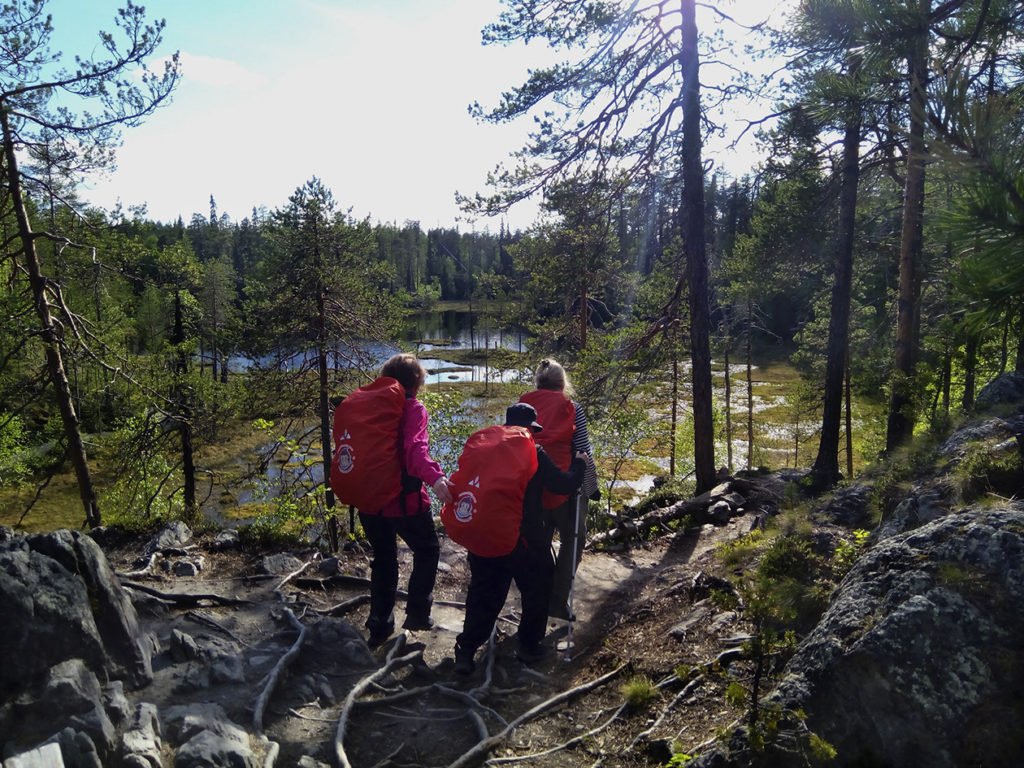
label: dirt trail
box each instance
[103,513,755,767]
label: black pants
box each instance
[546,497,585,616]
[457,537,553,654]
[359,511,440,634]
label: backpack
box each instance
[329,377,406,514]
[441,425,539,557]
[519,389,576,508]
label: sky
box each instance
[47,0,790,232]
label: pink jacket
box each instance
[381,396,444,517]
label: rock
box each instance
[974,371,1024,412]
[43,727,102,768]
[316,556,341,576]
[813,483,873,528]
[169,630,202,663]
[669,603,711,640]
[939,414,1024,460]
[707,500,733,525]
[170,558,204,577]
[0,532,152,697]
[304,618,376,670]
[208,530,240,552]
[120,703,162,768]
[101,681,131,729]
[162,704,257,768]
[174,728,257,768]
[2,743,65,768]
[766,507,1024,768]
[142,522,192,556]
[259,553,303,575]
[28,531,153,688]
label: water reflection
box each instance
[403,309,527,353]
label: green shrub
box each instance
[757,536,819,582]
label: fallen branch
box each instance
[447,663,628,768]
[121,581,251,607]
[253,608,307,734]
[589,497,709,547]
[335,635,424,768]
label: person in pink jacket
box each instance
[361,353,452,646]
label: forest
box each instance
[1,0,1022,545]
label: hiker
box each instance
[520,358,598,622]
[333,353,453,647]
[444,402,585,675]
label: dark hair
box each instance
[380,353,426,393]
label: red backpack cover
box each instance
[329,377,406,514]
[519,389,576,508]
[441,425,539,557]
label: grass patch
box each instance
[621,675,659,709]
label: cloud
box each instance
[178,52,267,92]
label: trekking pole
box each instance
[563,487,581,662]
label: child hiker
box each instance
[442,402,586,675]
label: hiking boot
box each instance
[367,623,394,648]
[516,641,550,666]
[402,615,435,631]
[454,644,475,676]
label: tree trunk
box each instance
[1016,310,1024,373]
[811,81,861,490]
[316,261,339,551]
[579,282,588,350]
[746,303,754,471]
[724,332,732,472]
[174,291,196,513]
[962,333,978,413]
[886,0,930,451]
[670,337,679,477]
[680,0,715,493]
[1,108,101,527]
[845,343,853,479]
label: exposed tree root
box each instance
[117,552,158,578]
[273,558,317,599]
[488,701,629,765]
[254,608,307,734]
[335,634,424,768]
[121,580,251,606]
[446,663,628,768]
[185,610,249,646]
[313,594,371,616]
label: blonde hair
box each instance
[534,358,575,397]
[380,353,426,393]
